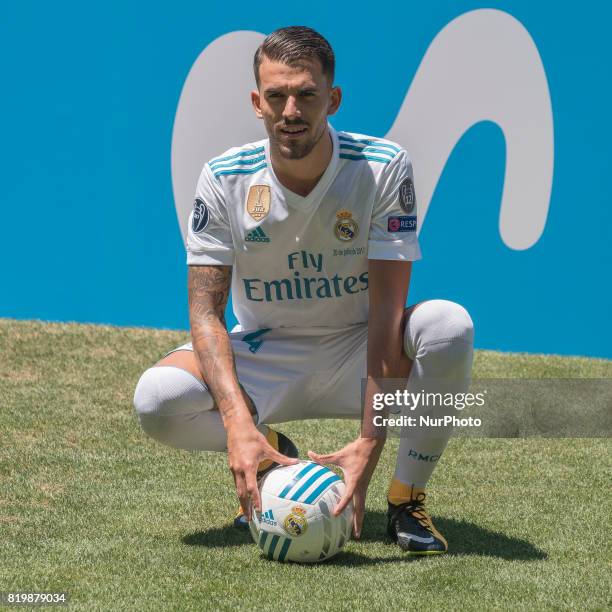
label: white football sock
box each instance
[391,300,474,494]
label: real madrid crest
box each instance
[283,506,308,537]
[334,209,359,242]
[246,184,270,222]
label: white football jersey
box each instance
[186,125,421,330]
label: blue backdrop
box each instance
[2,1,610,358]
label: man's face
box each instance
[252,56,341,160]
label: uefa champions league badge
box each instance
[283,506,308,537]
[246,185,271,222]
[334,209,359,242]
[399,177,416,214]
[387,215,417,232]
[192,198,209,233]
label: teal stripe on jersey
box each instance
[277,537,291,562]
[209,146,265,167]
[339,143,396,158]
[339,153,392,164]
[259,531,268,549]
[279,462,319,499]
[303,474,341,504]
[338,135,400,152]
[287,466,331,502]
[213,162,267,177]
[208,155,265,171]
[267,535,281,560]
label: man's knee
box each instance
[404,300,474,372]
[133,366,213,417]
[133,365,218,448]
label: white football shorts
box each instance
[166,325,368,424]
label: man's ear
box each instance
[328,86,342,117]
[251,90,263,119]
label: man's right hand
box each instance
[226,424,298,521]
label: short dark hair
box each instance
[253,26,335,86]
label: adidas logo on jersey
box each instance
[245,227,270,243]
[261,509,277,526]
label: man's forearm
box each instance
[188,265,253,428]
[367,314,409,378]
[362,311,412,438]
[362,260,413,438]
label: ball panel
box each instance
[262,461,341,505]
[258,530,293,561]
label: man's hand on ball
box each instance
[227,425,298,521]
[308,436,385,539]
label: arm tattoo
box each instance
[188,265,248,423]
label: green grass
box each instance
[1,319,611,611]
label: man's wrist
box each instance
[214,387,255,425]
[358,434,386,447]
[224,412,258,435]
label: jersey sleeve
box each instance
[186,164,235,266]
[367,149,422,261]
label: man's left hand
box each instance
[308,436,385,539]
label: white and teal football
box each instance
[249,461,353,563]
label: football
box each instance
[249,461,353,563]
